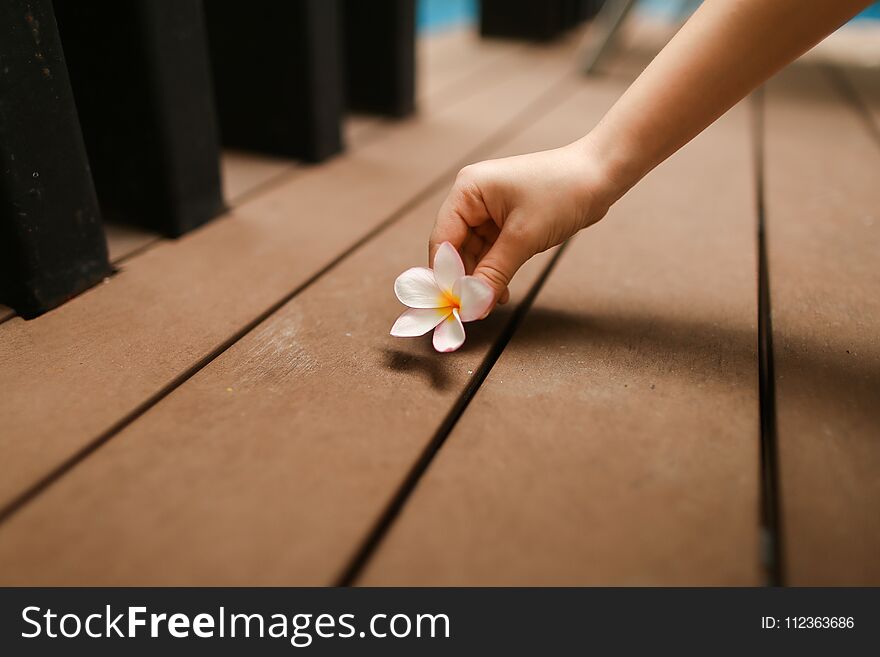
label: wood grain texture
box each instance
[0,39,580,515]
[360,99,762,586]
[764,66,880,585]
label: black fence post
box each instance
[580,0,604,21]
[53,0,225,237]
[0,0,111,319]
[342,0,416,118]
[563,0,580,29]
[480,0,567,41]
[481,0,601,41]
[204,0,344,162]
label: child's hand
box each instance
[429,141,612,309]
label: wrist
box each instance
[571,131,641,225]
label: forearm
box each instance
[580,0,871,210]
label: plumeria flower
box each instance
[390,242,494,352]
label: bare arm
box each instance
[584,0,871,204]
[430,0,872,306]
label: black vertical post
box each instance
[0,0,111,319]
[53,0,225,237]
[580,1,605,21]
[204,0,344,162]
[563,0,580,29]
[342,0,416,118]
[565,0,602,27]
[480,0,567,42]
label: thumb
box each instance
[472,228,532,312]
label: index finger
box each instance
[428,178,492,267]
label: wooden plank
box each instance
[103,224,160,264]
[0,0,111,318]
[0,38,582,515]
[0,69,626,586]
[221,151,296,206]
[360,102,762,586]
[764,65,880,585]
[417,28,520,102]
[220,117,382,206]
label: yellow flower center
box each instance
[441,290,461,311]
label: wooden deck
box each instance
[0,25,878,586]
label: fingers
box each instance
[429,166,492,267]
[429,164,523,310]
[472,224,532,309]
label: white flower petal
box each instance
[390,307,452,337]
[433,241,465,294]
[433,308,466,352]
[394,267,445,308]
[453,275,494,322]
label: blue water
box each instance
[417,0,478,33]
[856,3,880,21]
[416,0,880,34]
[613,0,880,23]
[638,0,880,21]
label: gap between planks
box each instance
[752,88,784,587]
[763,63,880,585]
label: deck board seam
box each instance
[753,88,784,587]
